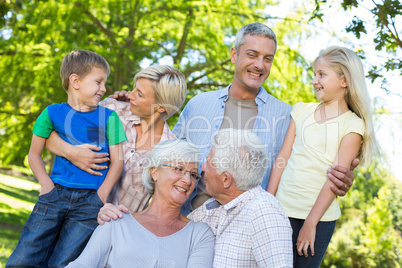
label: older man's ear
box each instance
[222,172,234,189]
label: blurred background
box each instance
[0,0,401,267]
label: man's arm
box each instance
[97,143,124,204]
[28,134,55,195]
[328,158,359,196]
[45,131,109,176]
[267,119,295,195]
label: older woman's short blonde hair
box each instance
[142,139,200,194]
[134,65,186,119]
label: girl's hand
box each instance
[297,221,316,258]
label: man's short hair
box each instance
[234,22,277,54]
[60,50,110,90]
[134,65,187,120]
[211,129,268,191]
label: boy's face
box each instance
[76,67,108,109]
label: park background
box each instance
[0,0,401,267]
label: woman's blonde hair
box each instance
[314,46,379,165]
[134,65,186,120]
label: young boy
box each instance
[6,50,126,268]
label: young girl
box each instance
[267,46,378,267]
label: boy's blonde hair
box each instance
[60,50,110,90]
[134,65,186,120]
[314,46,379,165]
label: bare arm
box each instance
[297,132,362,257]
[267,118,295,195]
[97,143,124,204]
[28,135,55,195]
[45,131,109,176]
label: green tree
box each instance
[311,0,402,95]
[0,0,315,168]
[322,163,402,267]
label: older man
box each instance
[188,129,293,267]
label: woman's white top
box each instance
[66,213,215,268]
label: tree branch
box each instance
[139,35,173,57]
[183,59,231,77]
[187,82,228,90]
[75,2,118,45]
[174,8,193,65]
[0,51,43,56]
[210,9,301,22]
[187,59,232,86]
[125,0,142,49]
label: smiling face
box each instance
[312,58,347,103]
[75,66,107,110]
[152,162,198,206]
[128,78,161,119]
[230,35,276,96]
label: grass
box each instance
[0,173,39,267]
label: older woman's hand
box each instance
[97,203,129,225]
[108,90,131,102]
[328,158,360,196]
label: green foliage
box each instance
[311,0,402,94]
[322,162,402,267]
[0,0,316,166]
[0,173,39,266]
[345,16,366,39]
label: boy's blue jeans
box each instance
[6,184,104,268]
[289,217,336,268]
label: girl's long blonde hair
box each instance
[314,46,379,166]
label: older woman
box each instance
[45,65,186,213]
[66,140,215,267]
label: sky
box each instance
[270,0,402,181]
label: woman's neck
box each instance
[139,112,165,134]
[133,196,188,237]
[135,113,165,151]
[140,197,184,222]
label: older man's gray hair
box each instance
[211,129,268,191]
